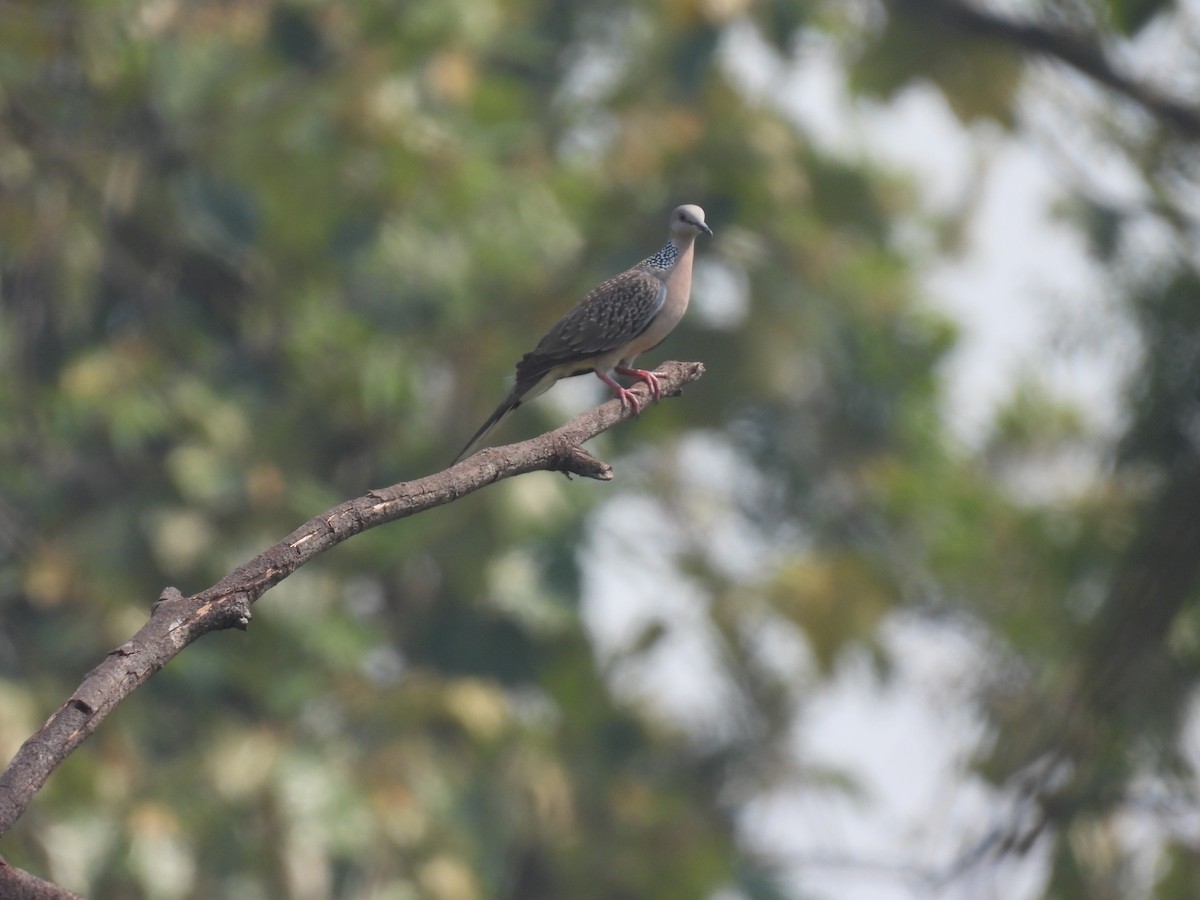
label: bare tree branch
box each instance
[0,858,83,900]
[0,360,705,840]
[892,0,1200,138]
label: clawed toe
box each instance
[616,367,662,402]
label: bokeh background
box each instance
[2,1,1199,898]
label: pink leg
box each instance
[596,370,642,414]
[616,366,663,401]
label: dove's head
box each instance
[670,204,713,239]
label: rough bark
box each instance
[0,858,83,900]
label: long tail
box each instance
[453,390,522,464]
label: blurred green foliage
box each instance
[1,0,1199,897]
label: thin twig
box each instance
[892,0,1200,138]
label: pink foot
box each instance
[596,370,644,414]
[615,366,662,401]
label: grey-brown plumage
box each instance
[454,204,712,462]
